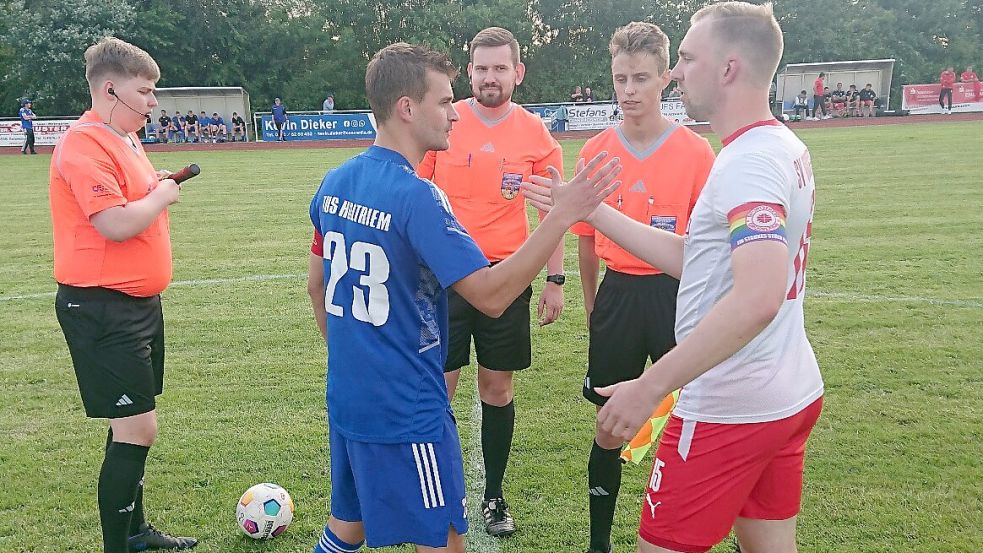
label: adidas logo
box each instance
[118,501,135,514]
[480,142,495,152]
[630,180,646,192]
[115,394,134,407]
[589,486,610,496]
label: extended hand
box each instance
[595,378,663,442]
[522,151,621,223]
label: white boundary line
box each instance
[808,290,983,308]
[1,272,980,309]
[0,273,306,302]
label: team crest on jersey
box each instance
[746,205,782,232]
[501,172,522,200]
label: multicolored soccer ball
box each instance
[236,483,294,539]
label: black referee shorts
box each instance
[444,285,533,372]
[55,285,165,419]
[583,271,679,406]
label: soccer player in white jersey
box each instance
[525,3,822,552]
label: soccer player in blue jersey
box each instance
[307,42,621,553]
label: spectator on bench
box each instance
[858,84,877,117]
[210,112,227,142]
[792,90,809,120]
[156,110,170,143]
[184,110,199,143]
[231,112,246,142]
[199,111,212,142]
[168,112,184,143]
[830,83,847,117]
[846,84,861,117]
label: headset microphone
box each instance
[109,87,151,117]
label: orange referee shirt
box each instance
[418,99,563,262]
[49,111,172,297]
[571,124,714,275]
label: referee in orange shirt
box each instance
[571,23,714,553]
[417,26,564,537]
[49,38,196,552]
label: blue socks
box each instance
[314,525,364,552]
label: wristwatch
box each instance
[545,274,566,286]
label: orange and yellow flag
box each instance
[620,389,680,464]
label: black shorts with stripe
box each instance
[583,271,679,405]
[55,284,165,419]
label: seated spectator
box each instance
[231,112,247,142]
[830,83,847,117]
[584,86,595,102]
[169,113,185,143]
[858,84,877,117]
[846,84,861,117]
[211,112,227,141]
[185,110,199,142]
[792,90,809,120]
[156,110,170,143]
[570,85,584,103]
[822,86,832,118]
[199,111,212,142]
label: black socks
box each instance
[481,400,515,500]
[98,440,149,552]
[588,440,622,552]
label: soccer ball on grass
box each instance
[236,483,294,539]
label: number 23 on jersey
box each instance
[321,231,391,326]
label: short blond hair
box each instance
[365,42,459,124]
[84,37,160,86]
[691,1,783,86]
[469,27,520,66]
[609,22,670,74]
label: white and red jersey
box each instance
[674,120,823,424]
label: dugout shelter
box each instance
[146,86,251,140]
[777,59,895,112]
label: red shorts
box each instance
[638,397,823,553]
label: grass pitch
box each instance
[1,120,981,552]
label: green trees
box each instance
[1,0,979,116]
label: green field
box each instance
[1,121,981,552]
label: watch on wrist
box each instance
[545,274,566,286]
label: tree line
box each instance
[1,0,980,116]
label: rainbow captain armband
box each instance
[728,202,788,250]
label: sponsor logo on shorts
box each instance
[646,494,661,519]
[115,394,134,407]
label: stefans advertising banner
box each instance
[259,113,377,141]
[528,101,703,132]
[0,118,75,147]
[902,82,983,114]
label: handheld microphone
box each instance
[168,164,201,185]
[109,87,151,118]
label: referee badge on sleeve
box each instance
[501,172,522,200]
